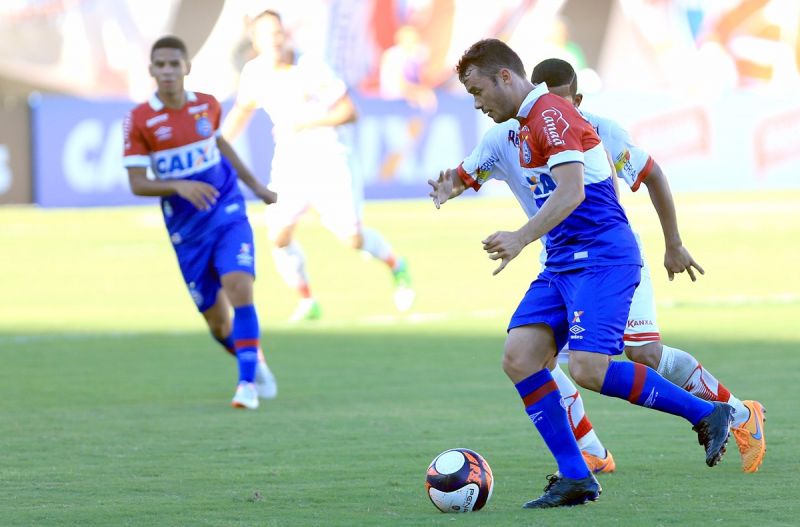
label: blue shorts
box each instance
[173,219,256,312]
[508,265,641,355]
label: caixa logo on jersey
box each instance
[154,140,220,179]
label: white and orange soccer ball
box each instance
[425,448,494,513]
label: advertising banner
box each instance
[0,99,32,204]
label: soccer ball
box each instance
[425,448,494,513]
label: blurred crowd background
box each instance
[1,0,799,206]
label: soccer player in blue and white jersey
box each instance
[447,39,733,508]
[531,58,766,474]
[123,36,277,410]
[429,59,766,475]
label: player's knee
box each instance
[625,341,662,369]
[501,348,526,380]
[567,354,606,391]
[221,273,254,306]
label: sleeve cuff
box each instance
[456,163,481,191]
[122,155,151,168]
[631,156,654,192]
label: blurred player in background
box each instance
[222,9,414,322]
[531,58,765,474]
[123,36,277,410]
[440,39,733,508]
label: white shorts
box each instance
[624,242,661,346]
[266,149,363,239]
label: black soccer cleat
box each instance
[522,473,602,509]
[692,402,735,467]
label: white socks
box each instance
[272,241,311,296]
[551,364,607,458]
[359,227,397,269]
[657,344,749,426]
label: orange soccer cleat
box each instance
[582,449,616,474]
[732,400,766,473]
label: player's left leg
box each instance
[202,291,277,401]
[624,258,764,472]
[506,272,601,509]
[216,220,276,409]
[565,265,732,467]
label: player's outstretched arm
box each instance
[483,163,584,275]
[641,161,704,281]
[217,136,277,205]
[127,167,219,211]
[221,100,257,142]
[295,93,358,132]
[428,168,466,209]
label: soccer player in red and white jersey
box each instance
[429,59,766,475]
[531,58,765,474]
[444,39,733,508]
[123,36,277,410]
[222,9,414,322]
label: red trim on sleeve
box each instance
[456,163,481,192]
[630,156,654,192]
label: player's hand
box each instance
[482,230,524,275]
[428,170,453,209]
[174,180,219,211]
[254,186,278,205]
[664,244,704,282]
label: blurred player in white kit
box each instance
[223,9,414,321]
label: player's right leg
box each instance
[268,220,320,323]
[315,157,415,313]
[506,273,600,509]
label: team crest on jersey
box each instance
[519,126,532,164]
[194,113,213,137]
[541,108,569,147]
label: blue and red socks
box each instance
[600,361,714,425]
[232,305,259,384]
[515,369,590,480]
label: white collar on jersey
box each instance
[516,82,549,119]
[148,91,198,111]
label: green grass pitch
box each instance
[1,190,798,526]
